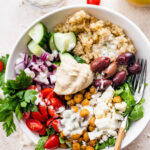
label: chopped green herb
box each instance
[35,136,48,150]
[73,55,85,63]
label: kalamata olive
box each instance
[94,79,112,90]
[116,52,135,65]
[128,62,141,74]
[103,62,117,78]
[113,71,127,86]
[90,57,110,72]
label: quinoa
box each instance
[55,10,136,63]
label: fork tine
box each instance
[132,59,141,91]
[138,59,147,97]
[134,59,147,97]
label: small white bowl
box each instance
[5,5,150,149]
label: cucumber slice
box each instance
[54,32,76,53]
[28,22,47,46]
[60,53,74,61]
[49,34,56,50]
[28,40,46,57]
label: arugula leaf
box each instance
[35,136,48,150]
[126,118,131,131]
[24,90,37,103]
[96,137,116,149]
[128,99,144,122]
[0,54,9,87]
[3,71,32,95]
[73,55,85,63]
[59,136,65,144]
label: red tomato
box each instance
[26,119,43,132]
[44,135,60,149]
[46,91,55,100]
[0,60,3,72]
[39,125,46,136]
[87,0,101,5]
[46,118,54,127]
[23,112,31,120]
[27,85,37,90]
[31,111,46,122]
[48,106,59,118]
[39,104,48,120]
[41,88,53,98]
[52,119,61,132]
[50,98,64,110]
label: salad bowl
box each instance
[5,5,150,149]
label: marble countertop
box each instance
[0,0,150,150]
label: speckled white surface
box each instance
[0,0,150,149]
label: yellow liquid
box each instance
[127,0,150,6]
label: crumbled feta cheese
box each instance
[35,72,49,85]
[34,94,42,105]
[115,102,127,112]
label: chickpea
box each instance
[113,96,122,103]
[72,143,80,150]
[89,86,96,94]
[83,132,90,142]
[67,99,75,106]
[60,131,64,139]
[72,134,81,140]
[89,116,96,127]
[88,140,97,147]
[85,92,91,100]
[81,145,87,150]
[78,137,83,143]
[71,106,78,113]
[80,109,89,118]
[74,93,83,103]
[88,125,95,132]
[81,99,90,106]
[64,95,72,101]
[60,144,68,149]
[86,146,94,150]
[80,89,86,94]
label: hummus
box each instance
[54,55,94,95]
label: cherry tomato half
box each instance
[44,134,60,149]
[27,85,37,90]
[52,119,61,132]
[39,104,48,120]
[39,125,46,136]
[87,0,101,5]
[50,97,64,110]
[26,119,43,132]
[23,112,31,120]
[48,106,59,118]
[0,60,3,72]
[31,111,46,122]
[41,88,53,98]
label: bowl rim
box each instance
[5,4,150,149]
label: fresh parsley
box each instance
[0,54,9,87]
[73,55,85,63]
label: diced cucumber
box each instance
[60,53,74,62]
[54,32,76,53]
[49,34,56,50]
[28,22,47,46]
[28,40,46,57]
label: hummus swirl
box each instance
[54,56,94,95]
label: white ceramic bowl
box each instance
[5,5,150,149]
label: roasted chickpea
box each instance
[60,144,68,149]
[89,86,96,94]
[88,125,95,132]
[80,109,89,118]
[78,137,83,143]
[85,92,91,100]
[64,95,72,101]
[83,132,90,142]
[81,99,90,106]
[113,96,122,103]
[89,116,96,127]
[89,139,97,147]
[81,145,87,150]
[72,134,81,140]
[80,89,86,94]
[86,146,94,150]
[72,143,80,150]
[72,106,78,113]
[74,93,83,103]
[67,99,75,106]
[60,131,64,139]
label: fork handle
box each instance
[114,127,125,150]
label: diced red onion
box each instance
[40,52,48,61]
[15,62,25,74]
